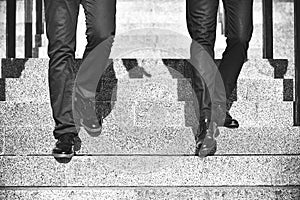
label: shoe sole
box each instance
[223,120,239,129]
[52,152,74,159]
[54,157,73,164]
[224,124,239,129]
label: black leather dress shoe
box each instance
[74,92,103,137]
[223,112,239,128]
[195,118,219,158]
[52,134,81,163]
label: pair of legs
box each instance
[186,0,253,156]
[44,0,116,161]
[187,0,253,122]
[45,0,116,139]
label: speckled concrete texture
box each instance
[238,59,289,79]
[1,125,300,155]
[0,99,294,128]
[4,75,291,103]
[185,100,294,127]
[5,78,49,102]
[134,101,185,127]
[0,58,289,79]
[0,101,54,126]
[1,187,300,200]
[114,78,193,102]
[1,156,299,186]
[217,126,300,155]
[236,78,284,102]
[0,101,138,128]
[3,125,194,155]
[229,101,293,127]
[1,59,292,105]
[1,58,30,78]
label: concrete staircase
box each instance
[0,0,299,199]
[0,57,299,199]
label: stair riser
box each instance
[0,100,294,127]
[1,156,299,186]
[0,59,289,79]
[1,125,299,155]
[0,101,186,127]
[36,47,291,60]
[0,58,291,101]
[4,76,290,102]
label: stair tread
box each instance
[1,187,300,200]
[1,58,289,79]
[3,74,290,102]
[0,100,294,127]
[1,155,300,186]
[2,125,300,155]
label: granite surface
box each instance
[0,99,293,128]
[1,125,300,155]
[0,58,289,79]
[0,156,299,186]
[3,75,290,103]
[1,187,299,200]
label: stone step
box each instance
[1,155,299,186]
[36,45,270,59]
[2,125,299,155]
[0,58,289,80]
[3,75,291,102]
[1,187,299,200]
[0,100,294,128]
[37,45,289,60]
[229,101,293,127]
[0,58,293,102]
[0,101,186,128]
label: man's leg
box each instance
[73,0,116,136]
[220,0,254,126]
[186,0,219,57]
[186,0,224,157]
[186,0,219,120]
[44,0,81,161]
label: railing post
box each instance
[262,0,273,59]
[35,0,44,46]
[25,0,33,58]
[36,0,43,35]
[294,0,300,126]
[6,0,16,58]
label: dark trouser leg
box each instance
[75,0,116,98]
[220,0,254,99]
[44,0,80,139]
[186,0,219,57]
[186,0,226,121]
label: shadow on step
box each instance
[74,59,117,125]
[0,58,30,101]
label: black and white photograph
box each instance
[0,0,299,199]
